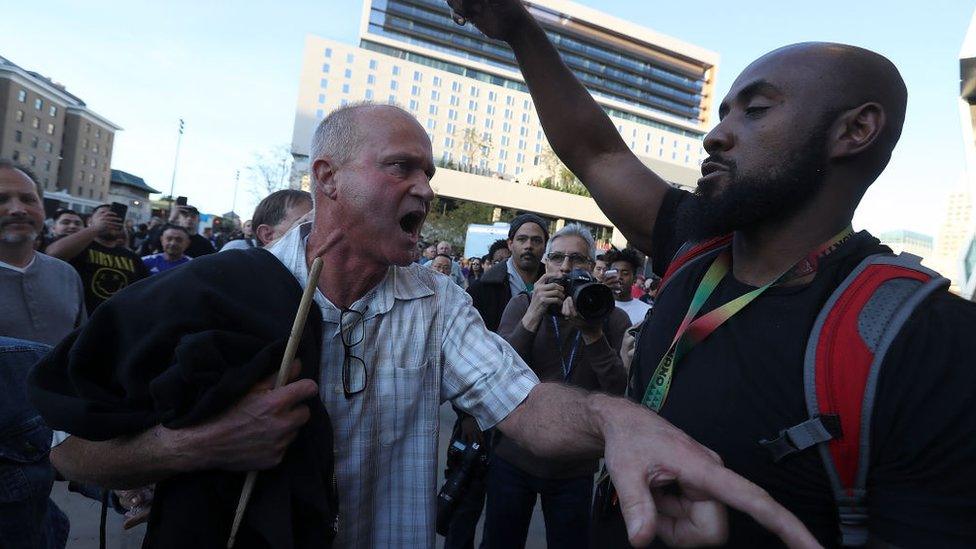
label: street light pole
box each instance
[168,119,185,204]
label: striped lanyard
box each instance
[640,227,854,411]
[551,316,581,381]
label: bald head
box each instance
[310,102,419,166]
[738,42,907,179]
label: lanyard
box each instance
[641,227,854,411]
[551,316,581,381]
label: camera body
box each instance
[436,439,490,535]
[547,268,615,321]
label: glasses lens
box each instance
[344,355,367,395]
[548,253,565,263]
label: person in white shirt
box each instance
[604,248,652,325]
[47,104,815,549]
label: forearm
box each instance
[497,383,614,460]
[507,15,628,175]
[45,227,96,260]
[51,425,196,490]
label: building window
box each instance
[30,136,38,148]
[318,93,326,103]
[443,136,453,148]
[451,81,461,92]
[365,89,374,100]
[448,109,457,121]
[321,78,329,88]
[409,99,419,111]
[433,76,441,87]
[325,48,332,58]
[430,90,440,101]
[93,144,99,154]
[17,90,26,102]
[504,109,512,119]
[447,123,455,134]
[500,136,509,147]
[13,130,22,143]
[426,119,436,130]
[388,94,396,103]
[411,85,419,96]
[45,160,51,172]
[486,105,495,115]
[523,99,530,110]
[342,84,350,93]
[34,98,42,110]
[95,129,101,139]
[521,113,530,123]
[392,65,401,76]
[469,100,477,110]
[344,68,352,78]
[316,109,323,118]
[450,95,459,106]
[390,80,398,90]
[369,59,378,70]
[506,96,514,106]
[518,139,526,150]
[367,74,376,84]
[500,150,508,160]
[89,173,95,183]
[503,122,511,133]
[517,152,525,163]
[346,53,354,63]
[28,154,36,167]
[519,126,528,137]
[86,123,91,134]
[488,91,496,101]
[11,150,19,161]
[44,141,52,153]
[413,71,422,82]
[49,105,57,117]
[484,118,493,129]
[497,162,505,173]
[15,110,23,122]
[322,63,330,73]
[466,113,476,124]
[82,139,88,148]
[31,117,39,129]
[91,158,97,168]
[429,104,438,115]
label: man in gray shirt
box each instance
[0,160,85,346]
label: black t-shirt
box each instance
[185,234,216,258]
[627,187,976,548]
[69,241,150,313]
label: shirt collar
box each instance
[267,222,434,322]
[506,256,529,294]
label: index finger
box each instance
[680,459,821,548]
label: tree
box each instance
[247,145,300,200]
[422,197,499,252]
[532,147,591,197]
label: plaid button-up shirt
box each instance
[267,224,539,548]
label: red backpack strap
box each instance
[658,234,733,294]
[769,253,947,546]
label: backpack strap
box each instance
[658,234,733,295]
[769,253,948,546]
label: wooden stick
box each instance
[227,257,324,548]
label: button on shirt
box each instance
[266,224,539,548]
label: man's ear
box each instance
[828,102,886,161]
[255,224,275,246]
[312,157,339,201]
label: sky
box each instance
[1,0,973,237]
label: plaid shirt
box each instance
[267,224,539,548]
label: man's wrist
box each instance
[153,424,203,473]
[521,309,543,332]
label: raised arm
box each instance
[448,0,672,253]
[45,208,121,261]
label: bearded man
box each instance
[450,0,976,547]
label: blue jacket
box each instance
[0,337,68,549]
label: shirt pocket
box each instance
[0,416,52,503]
[380,359,437,446]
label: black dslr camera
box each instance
[547,268,615,321]
[436,439,490,536]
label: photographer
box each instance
[487,223,628,549]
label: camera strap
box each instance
[640,226,854,412]
[550,316,581,381]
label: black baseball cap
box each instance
[508,213,549,241]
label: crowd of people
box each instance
[2,1,974,548]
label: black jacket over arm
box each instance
[28,248,337,549]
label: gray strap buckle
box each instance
[759,415,841,462]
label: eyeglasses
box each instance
[340,309,367,398]
[546,252,592,267]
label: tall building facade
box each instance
[0,55,121,212]
[878,230,934,260]
[291,0,717,246]
[957,9,976,298]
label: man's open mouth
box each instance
[399,210,425,235]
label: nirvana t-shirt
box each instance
[70,241,150,313]
[615,187,976,548]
